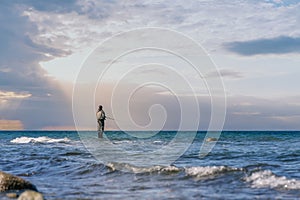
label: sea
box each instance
[0,131,300,199]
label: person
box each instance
[96,105,106,138]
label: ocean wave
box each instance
[112,140,134,144]
[185,166,243,178]
[10,136,71,144]
[153,140,164,145]
[106,162,181,174]
[106,162,243,179]
[245,170,300,190]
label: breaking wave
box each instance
[245,170,300,190]
[106,162,242,179]
[10,136,71,144]
[185,166,243,178]
[106,162,181,174]
[106,162,300,190]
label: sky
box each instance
[0,0,300,130]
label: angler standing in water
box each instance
[96,105,106,138]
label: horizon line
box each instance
[0,129,300,132]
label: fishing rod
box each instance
[106,116,115,120]
[106,116,127,123]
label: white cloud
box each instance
[0,90,31,99]
[22,0,300,55]
[206,69,244,79]
[232,111,261,116]
[0,90,31,109]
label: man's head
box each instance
[99,105,103,110]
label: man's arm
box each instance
[102,111,106,120]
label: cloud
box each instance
[225,95,300,130]
[0,90,31,100]
[0,2,74,129]
[225,36,300,56]
[0,120,24,130]
[1,0,300,130]
[266,0,300,7]
[20,0,78,13]
[232,111,260,116]
[18,0,300,55]
[72,70,300,131]
[206,69,244,79]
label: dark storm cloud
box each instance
[225,36,300,56]
[0,0,119,129]
[0,1,73,129]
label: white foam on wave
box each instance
[131,165,181,174]
[153,140,164,144]
[10,136,71,144]
[112,140,134,144]
[185,166,242,178]
[245,170,300,190]
[106,162,243,178]
[106,162,180,173]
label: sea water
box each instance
[0,131,299,199]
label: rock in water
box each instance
[0,171,37,192]
[6,192,18,198]
[18,190,44,200]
